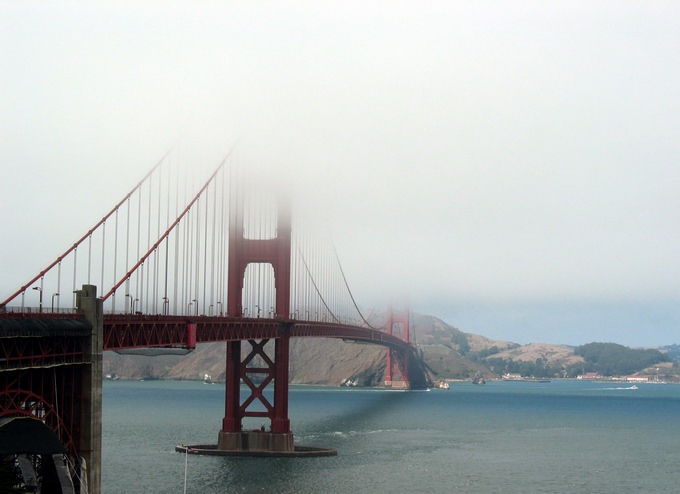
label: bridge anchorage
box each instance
[1,155,431,491]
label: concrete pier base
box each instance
[180,429,335,457]
[384,379,409,389]
[217,430,294,453]
[175,443,336,457]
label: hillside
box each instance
[105,337,388,386]
[103,312,677,384]
[491,343,585,368]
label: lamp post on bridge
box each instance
[51,292,59,313]
[32,286,43,312]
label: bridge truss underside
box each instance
[103,315,413,351]
[0,315,92,493]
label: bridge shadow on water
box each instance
[298,388,424,434]
[192,387,427,492]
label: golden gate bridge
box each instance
[0,150,431,493]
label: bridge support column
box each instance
[217,330,294,453]
[271,332,291,434]
[77,284,103,494]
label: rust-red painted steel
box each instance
[100,315,412,352]
[386,308,411,386]
[1,311,411,352]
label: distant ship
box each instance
[436,381,450,390]
[502,373,550,383]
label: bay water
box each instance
[103,379,680,493]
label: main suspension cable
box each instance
[296,245,340,324]
[331,242,380,330]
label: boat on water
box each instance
[502,373,550,383]
[436,381,450,390]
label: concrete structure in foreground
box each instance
[78,284,104,494]
[218,430,294,453]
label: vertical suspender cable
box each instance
[100,221,106,299]
[195,197,201,315]
[153,163,162,314]
[306,227,311,320]
[113,209,119,312]
[257,189,262,317]
[217,163,226,314]
[56,261,61,313]
[146,173,153,314]
[164,160,172,314]
[172,219,179,315]
[203,184,210,315]
[181,169,188,314]
[72,247,78,307]
[190,174,195,313]
[186,204,191,315]
[125,197,130,309]
[87,234,92,284]
[136,185,142,306]
[162,164,170,315]
[173,164,181,315]
[210,178,217,314]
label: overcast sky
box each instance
[2,2,679,347]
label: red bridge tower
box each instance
[384,307,410,389]
[217,197,294,453]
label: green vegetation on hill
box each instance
[662,344,680,364]
[481,356,561,379]
[458,341,675,380]
[572,342,670,376]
